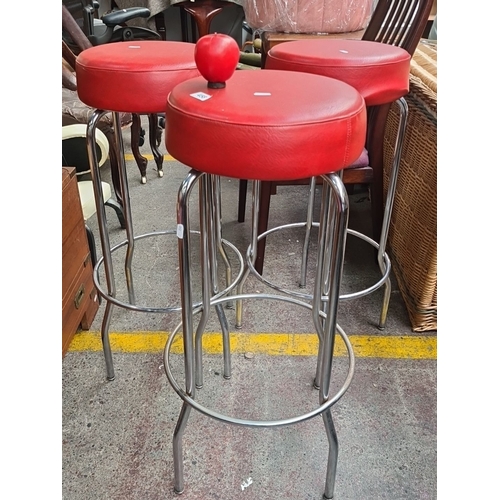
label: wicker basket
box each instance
[383,42,437,332]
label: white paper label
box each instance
[190,92,212,101]
[177,224,184,239]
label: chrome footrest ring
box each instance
[163,293,355,428]
[93,230,244,314]
[247,222,391,302]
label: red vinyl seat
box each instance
[166,69,366,181]
[76,40,200,113]
[265,39,411,106]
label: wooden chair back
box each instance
[363,0,434,55]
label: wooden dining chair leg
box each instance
[254,180,274,275]
[238,179,248,222]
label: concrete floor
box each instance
[62,120,437,500]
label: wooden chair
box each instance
[238,0,434,275]
[62,3,164,185]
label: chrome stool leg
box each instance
[100,301,115,381]
[87,110,139,379]
[235,179,261,329]
[315,173,349,499]
[193,174,232,389]
[194,174,213,389]
[172,170,201,493]
[172,401,191,494]
[86,110,118,380]
[322,409,339,500]
[111,112,136,305]
[312,181,335,390]
[174,170,235,479]
[376,97,408,329]
[207,175,231,379]
[211,175,233,306]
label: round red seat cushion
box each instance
[266,39,411,107]
[76,41,199,113]
[165,70,366,181]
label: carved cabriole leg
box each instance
[148,114,164,177]
[131,113,148,183]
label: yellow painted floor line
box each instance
[68,332,436,359]
[124,153,175,161]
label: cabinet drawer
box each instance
[62,261,98,356]
[62,222,91,303]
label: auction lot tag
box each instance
[190,92,212,101]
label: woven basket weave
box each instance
[383,42,437,332]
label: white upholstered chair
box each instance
[62,124,125,268]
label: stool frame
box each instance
[85,109,243,381]
[165,169,355,499]
[235,97,408,332]
[298,97,409,329]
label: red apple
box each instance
[194,33,240,88]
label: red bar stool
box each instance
[261,38,412,330]
[75,40,243,381]
[163,35,366,499]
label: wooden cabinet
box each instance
[62,167,99,356]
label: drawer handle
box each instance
[84,254,91,268]
[74,284,85,309]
